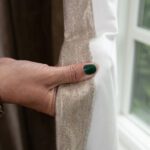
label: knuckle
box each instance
[69,65,78,82]
[42,64,50,71]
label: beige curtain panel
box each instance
[0,0,118,149]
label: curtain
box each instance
[56,0,118,149]
[0,0,64,150]
[0,0,118,149]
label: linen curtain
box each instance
[0,0,118,150]
[56,0,118,149]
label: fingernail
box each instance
[83,64,97,75]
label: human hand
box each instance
[0,58,96,116]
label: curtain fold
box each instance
[0,1,27,150]
[0,0,64,150]
[56,0,95,149]
[0,0,118,149]
[0,0,15,57]
[56,0,118,150]
[87,0,118,149]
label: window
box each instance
[138,0,150,29]
[125,0,150,132]
[118,0,150,149]
[130,41,150,127]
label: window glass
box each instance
[130,41,150,126]
[138,0,150,29]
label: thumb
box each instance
[53,63,97,85]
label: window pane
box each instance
[138,0,150,29]
[130,41,150,126]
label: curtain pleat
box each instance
[0,0,64,150]
[0,1,27,150]
[0,0,15,57]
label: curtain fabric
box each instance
[56,0,118,150]
[0,0,118,149]
[0,0,64,150]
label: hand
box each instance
[0,58,96,116]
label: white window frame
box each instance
[117,0,150,149]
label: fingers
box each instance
[37,63,97,116]
[14,86,57,116]
[30,88,56,116]
[44,88,57,116]
[0,59,97,116]
[0,57,15,64]
[44,63,97,116]
[51,63,97,85]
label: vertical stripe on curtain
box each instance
[0,0,27,149]
[0,0,64,150]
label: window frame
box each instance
[117,0,150,149]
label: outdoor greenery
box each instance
[130,41,150,126]
[138,0,150,29]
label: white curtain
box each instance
[87,0,118,149]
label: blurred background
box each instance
[117,0,150,149]
[0,0,150,150]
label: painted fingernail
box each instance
[83,64,97,75]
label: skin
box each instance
[0,58,96,116]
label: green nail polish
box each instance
[83,64,96,75]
